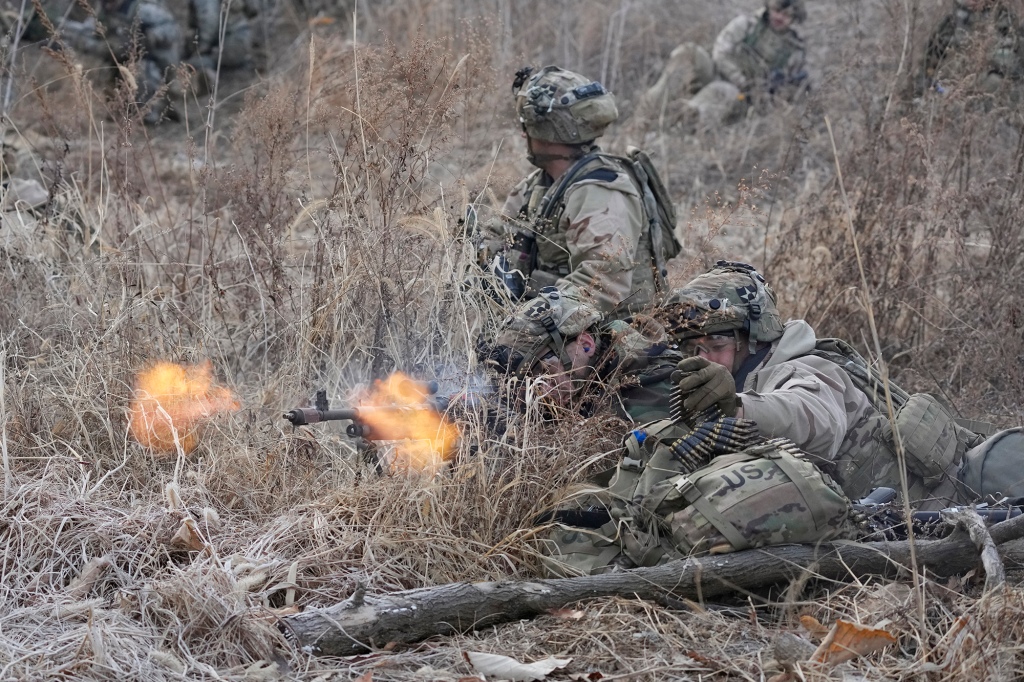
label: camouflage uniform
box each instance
[494,164,656,318]
[540,261,1024,576]
[188,0,264,71]
[539,261,851,577]
[480,66,677,320]
[919,0,1022,95]
[539,428,850,577]
[633,0,808,129]
[61,0,183,124]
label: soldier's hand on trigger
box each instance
[671,356,739,417]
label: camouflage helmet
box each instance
[513,65,619,145]
[662,261,785,347]
[767,0,807,23]
[480,287,603,377]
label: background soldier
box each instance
[918,0,1023,95]
[478,65,680,320]
[632,0,808,130]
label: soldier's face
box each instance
[533,335,597,407]
[685,334,748,374]
[768,8,794,31]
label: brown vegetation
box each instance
[0,0,1021,679]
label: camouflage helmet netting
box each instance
[767,0,807,22]
[483,288,603,376]
[514,65,619,144]
[662,261,785,344]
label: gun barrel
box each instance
[283,407,359,426]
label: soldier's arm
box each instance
[738,359,853,461]
[784,34,808,83]
[556,179,645,315]
[472,175,535,267]
[712,14,758,91]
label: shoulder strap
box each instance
[536,153,604,225]
[804,338,911,412]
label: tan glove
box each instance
[671,356,739,417]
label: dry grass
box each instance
[0,0,1022,679]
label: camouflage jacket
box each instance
[923,3,1022,85]
[737,320,980,504]
[491,152,656,319]
[739,321,872,465]
[712,11,806,92]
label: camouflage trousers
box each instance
[538,420,851,578]
[631,43,747,132]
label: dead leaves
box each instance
[463,652,572,681]
[810,618,897,665]
[769,616,897,682]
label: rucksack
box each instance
[533,148,682,288]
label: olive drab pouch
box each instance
[538,521,625,578]
[810,338,992,497]
[958,427,1024,501]
[893,393,971,487]
[539,418,704,577]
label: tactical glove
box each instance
[671,356,739,417]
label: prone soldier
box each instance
[537,261,1024,576]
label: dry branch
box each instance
[947,508,1006,590]
[283,514,1024,656]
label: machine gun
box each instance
[283,387,450,440]
[284,380,507,467]
[851,487,1024,541]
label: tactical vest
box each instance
[806,339,990,500]
[734,20,804,81]
[515,150,681,294]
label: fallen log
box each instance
[283,514,1024,657]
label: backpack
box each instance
[806,338,989,495]
[532,147,682,288]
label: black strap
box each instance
[733,344,771,391]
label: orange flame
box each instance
[128,361,240,455]
[355,372,459,474]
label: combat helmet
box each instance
[480,287,603,378]
[767,0,807,23]
[513,66,619,145]
[662,261,785,352]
